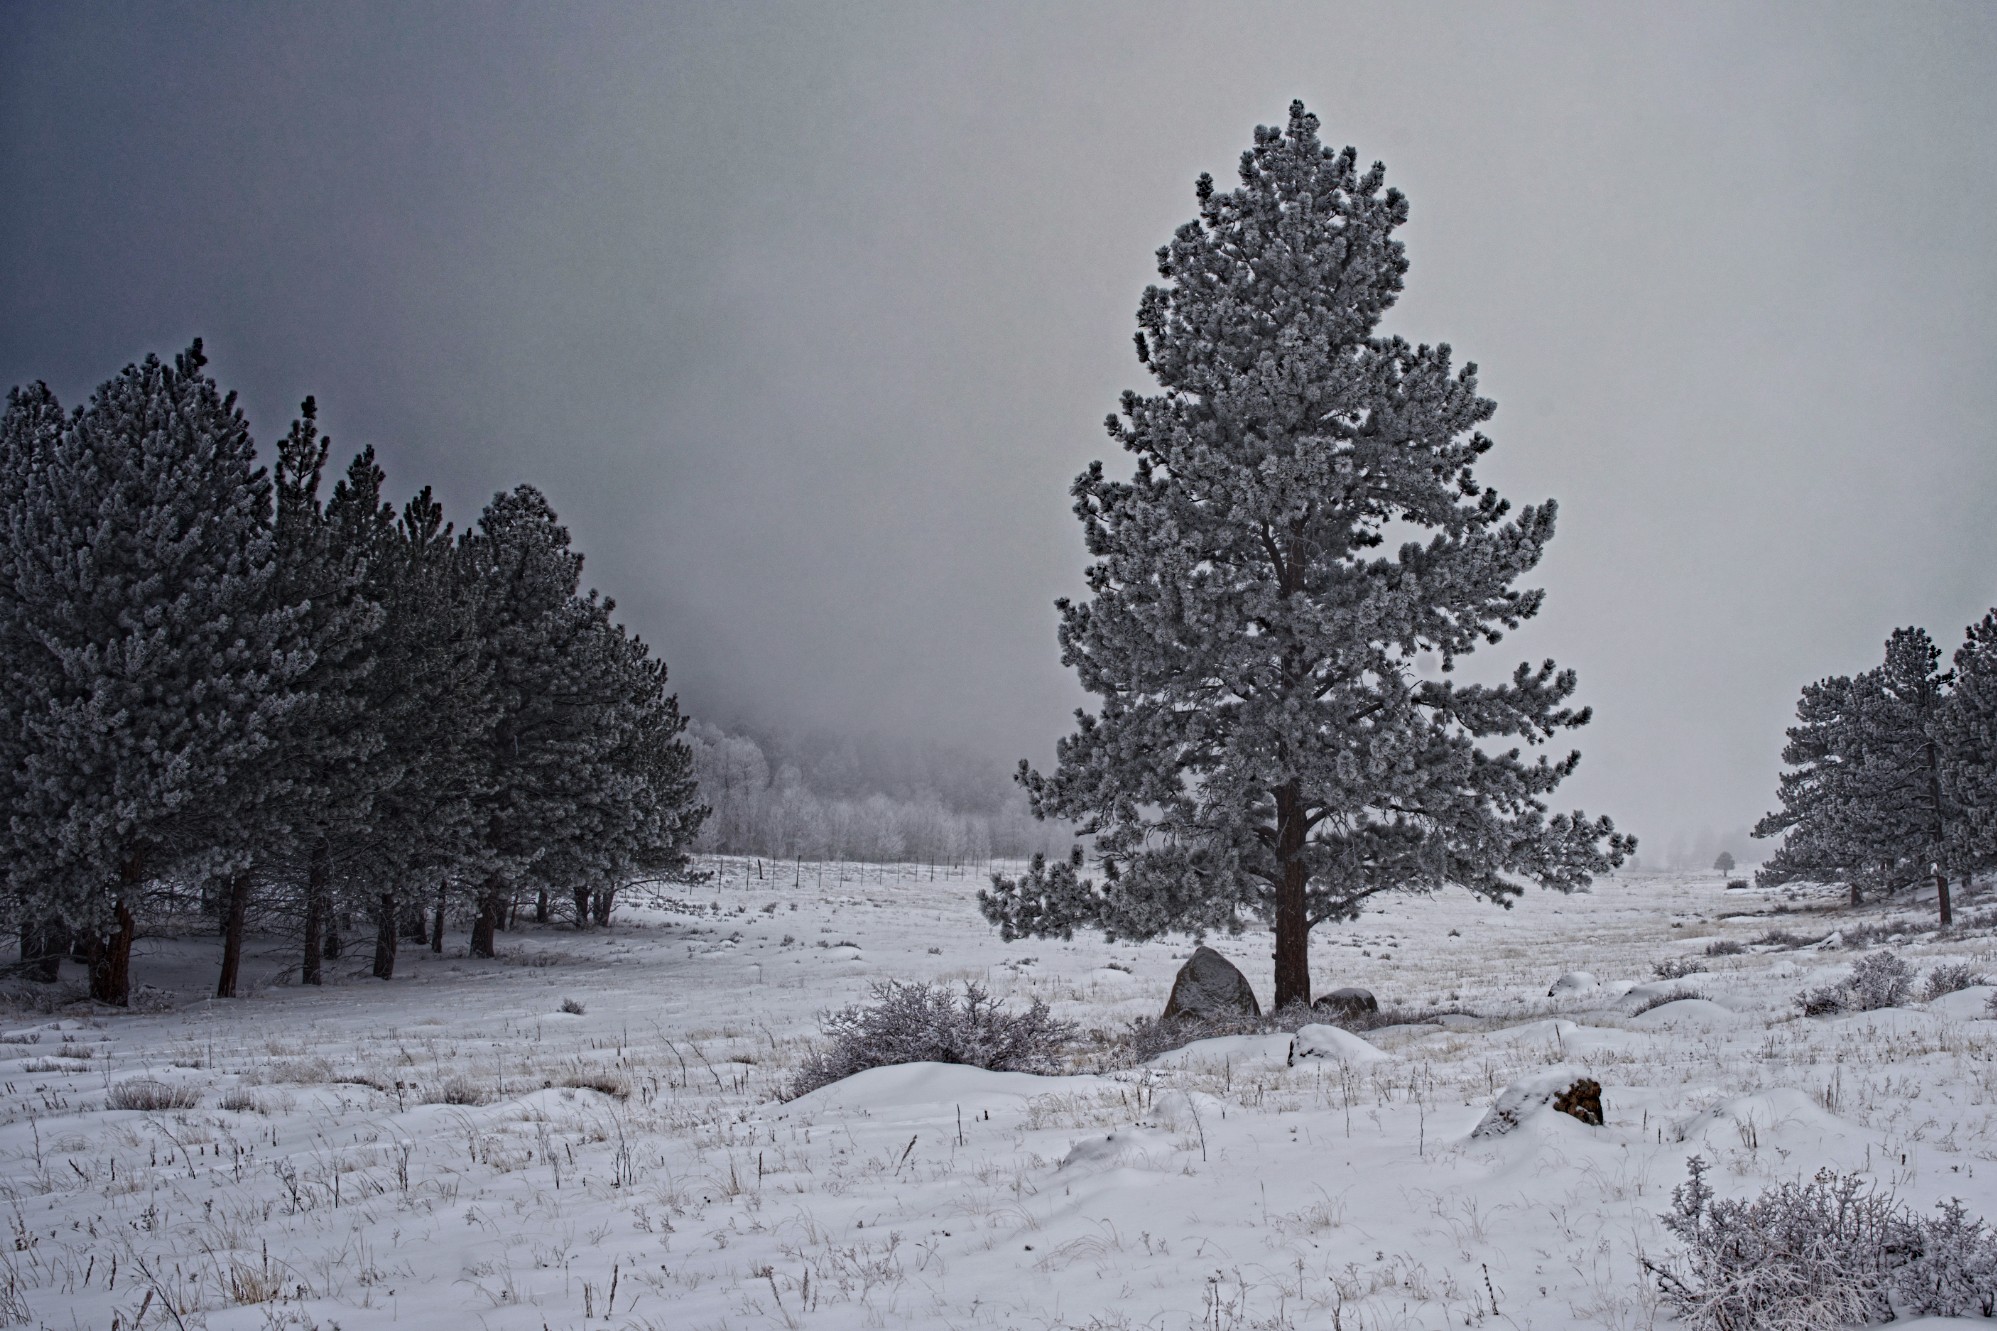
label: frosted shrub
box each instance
[1798,950,1913,1017]
[788,980,1073,1099]
[1649,1157,1997,1328]
[1923,962,1987,1001]
[1655,956,1702,980]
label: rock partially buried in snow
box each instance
[1471,1066,1604,1137]
[1162,945,1261,1020]
[1288,1023,1390,1066]
[1547,971,1598,997]
[1313,987,1378,1020]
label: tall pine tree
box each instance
[5,344,304,1004]
[1942,610,1997,882]
[981,103,1629,1008]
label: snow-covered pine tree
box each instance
[1756,673,1873,903]
[328,468,497,979]
[460,486,601,956]
[212,400,386,996]
[980,103,1631,1009]
[1851,628,1957,925]
[5,344,305,1004]
[1758,630,1962,921]
[1941,610,1997,882]
[0,383,69,982]
[1713,851,1736,874]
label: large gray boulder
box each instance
[1162,945,1261,1021]
[1313,987,1378,1020]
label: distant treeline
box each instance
[1,346,704,1005]
[1756,617,1997,921]
[686,722,1074,866]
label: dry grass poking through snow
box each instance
[0,859,1995,1329]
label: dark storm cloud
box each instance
[5,1,1996,862]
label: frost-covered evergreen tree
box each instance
[210,400,386,996]
[1941,610,1997,881]
[460,487,609,954]
[329,471,497,978]
[4,344,305,1004]
[1758,629,1962,922]
[0,383,69,982]
[1756,673,1874,904]
[980,103,1630,1009]
[459,489,704,949]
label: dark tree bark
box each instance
[400,894,428,943]
[573,885,592,929]
[88,898,136,1007]
[1272,781,1311,1011]
[431,883,446,953]
[1937,870,1954,929]
[535,887,549,924]
[470,877,503,958]
[591,887,615,928]
[302,843,327,986]
[372,891,398,979]
[216,870,252,998]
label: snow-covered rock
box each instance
[1471,1066,1604,1138]
[1288,1023,1390,1066]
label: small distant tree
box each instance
[980,103,1630,1009]
[1712,851,1735,874]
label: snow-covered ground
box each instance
[4,861,1996,1330]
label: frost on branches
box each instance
[982,102,1630,1009]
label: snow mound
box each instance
[1145,1032,1293,1069]
[1680,1087,1850,1150]
[1289,1024,1391,1065]
[1629,998,1742,1029]
[1547,971,1598,996]
[1926,986,1996,1020]
[778,1061,1083,1119]
[1059,1125,1179,1173]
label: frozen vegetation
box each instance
[5,863,1997,1329]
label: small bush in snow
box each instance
[558,997,586,1015]
[1631,987,1701,1016]
[107,1079,200,1111]
[1797,950,1913,1017]
[1655,956,1702,980]
[1648,1157,1997,1328]
[1705,939,1747,957]
[1755,928,1826,950]
[787,980,1073,1099]
[1923,962,1987,1001]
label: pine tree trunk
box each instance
[431,884,446,953]
[89,898,135,1007]
[470,878,502,958]
[573,885,591,929]
[1936,869,1953,928]
[372,892,397,979]
[301,854,325,987]
[1850,880,1863,909]
[535,887,549,924]
[323,909,341,961]
[591,888,614,927]
[216,870,251,998]
[1271,782,1312,1011]
[401,894,428,943]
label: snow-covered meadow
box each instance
[5,863,1997,1330]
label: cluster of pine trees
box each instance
[1756,620,1997,922]
[1,344,705,1005]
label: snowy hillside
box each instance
[4,862,1995,1330]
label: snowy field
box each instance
[4,862,1997,1330]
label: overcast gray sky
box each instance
[5,2,1996,864]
